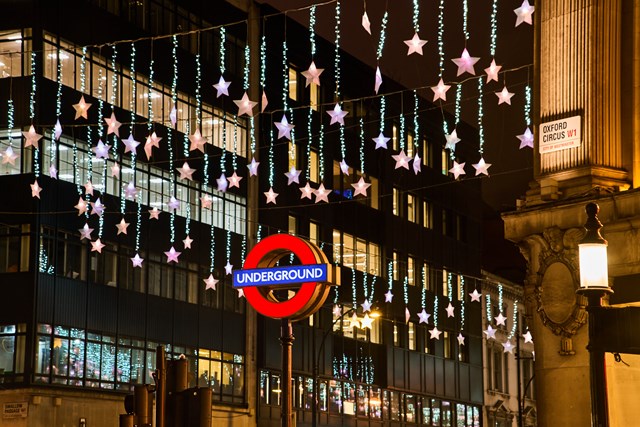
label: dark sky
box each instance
[259,0,534,212]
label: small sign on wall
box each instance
[539,116,581,154]
[3,402,28,418]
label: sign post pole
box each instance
[280,318,294,427]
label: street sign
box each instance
[236,234,339,320]
[539,115,581,154]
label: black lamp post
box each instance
[576,202,612,427]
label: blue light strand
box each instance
[260,35,266,88]
[478,78,485,154]
[241,235,247,266]
[399,114,405,151]
[220,112,227,174]
[55,47,62,117]
[363,272,368,300]
[379,96,386,134]
[268,128,274,187]
[282,40,289,111]
[319,124,325,181]
[130,43,141,253]
[334,0,342,98]
[421,266,427,309]
[7,100,14,142]
[147,57,155,130]
[219,27,226,75]
[306,107,313,181]
[403,276,409,306]
[412,0,420,33]
[434,295,439,327]
[508,299,518,340]
[525,85,532,126]
[498,283,504,314]
[232,116,238,171]
[209,222,215,273]
[437,0,445,78]
[447,273,453,301]
[387,261,393,294]
[462,0,470,41]
[351,267,357,307]
[413,91,419,153]
[110,46,119,154]
[309,5,317,57]
[460,276,466,330]
[490,0,499,57]
[485,293,492,326]
[168,36,178,245]
[97,68,106,238]
[29,51,36,119]
[339,125,346,162]
[370,276,376,303]
[226,229,232,268]
[359,117,365,173]
[376,11,389,62]
[243,44,250,91]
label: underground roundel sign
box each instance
[233,234,340,321]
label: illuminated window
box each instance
[288,141,298,170]
[310,82,319,111]
[407,133,414,158]
[288,67,298,101]
[422,138,430,167]
[393,188,401,216]
[423,201,432,229]
[442,269,449,298]
[441,149,449,175]
[309,221,319,245]
[408,322,416,350]
[288,215,297,235]
[309,150,319,182]
[407,256,416,286]
[423,263,434,292]
[392,124,399,150]
[407,194,417,223]
[393,251,399,281]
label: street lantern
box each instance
[576,202,612,427]
[578,203,610,290]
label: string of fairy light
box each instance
[97,67,106,238]
[438,0,448,136]
[130,43,142,257]
[525,84,531,126]
[490,0,499,58]
[377,10,388,137]
[412,0,420,33]
[80,47,91,219]
[306,5,317,181]
[459,276,466,330]
[30,51,40,179]
[413,91,419,159]
[168,35,178,245]
[359,117,365,173]
[334,1,346,163]
[508,300,518,340]
[51,47,62,177]
[386,261,393,299]
[351,267,357,307]
[485,293,492,326]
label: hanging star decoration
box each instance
[227,172,242,189]
[23,125,43,149]
[124,182,137,199]
[261,90,268,112]
[90,198,105,216]
[374,66,382,94]
[350,313,361,329]
[299,183,314,200]
[275,115,295,140]
[445,129,461,151]
[264,187,278,204]
[149,207,160,219]
[213,76,231,97]
[392,150,411,170]
[204,274,218,290]
[472,158,492,176]
[116,218,129,235]
[429,327,442,340]
[183,235,193,249]
[200,195,213,209]
[74,197,88,215]
[84,180,94,195]
[49,164,58,179]
[404,33,428,55]
[523,330,534,344]
[339,160,350,176]
[449,161,466,180]
[361,299,372,313]
[418,309,431,324]
[495,313,507,326]
[372,132,390,150]
[2,146,18,165]
[188,129,207,153]
[451,48,480,76]
[91,239,106,253]
[237,288,245,298]
[314,184,330,203]
[168,196,180,211]
[469,289,482,302]
[431,79,451,102]
[225,261,234,275]
[111,163,120,178]
[361,313,373,329]
[78,223,94,241]
[495,86,515,105]
[131,253,144,268]
[385,290,394,303]
[514,0,535,27]
[484,59,502,83]
[405,307,411,324]
[234,92,257,117]
[361,10,371,34]
[455,333,465,346]
[502,340,514,354]
[351,177,371,197]
[123,134,140,154]
[177,162,196,181]
[327,103,348,126]
[144,132,162,159]
[53,119,62,140]
[333,304,342,318]
[247,158,260,177]
[301,61,324,87]
[284,167,302,185]
[92,139,111,159]
[72,95,92,119]
[445,303,456,318]
[164,247,181,263]
[104,112,121,137]
[517,127,534,149]
[484,325,497,340]
[216,173,228,192]
[412,153,422,175]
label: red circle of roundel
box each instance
[242,234,320,319]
